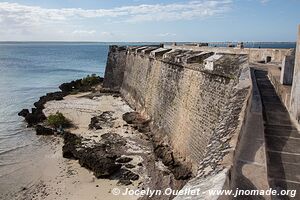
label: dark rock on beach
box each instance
[125,164,135,169]
[62,132,83,159]
[116,157,133,163]
[62,132,129,179]
[122,112,150,133]
[35,125,54,135]
[89,116,102,130]
[79,146,122,178]
[114,169,140,186]
[116,169,139,185]
[88,111,115,130]
[59,79,83,93]
[34,92,65,110]
[18,109,29,117]
[122,112,141,124]
[19,75,103,128]
[120,169,139,181]
[59,76,103,93]
[154,144,175,166]
[20,91,65,127]
[171,163,193,180]
[24,112,46,127]
[154,143,192,180]
[123,111,192,181]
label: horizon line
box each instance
[0,41,297,43]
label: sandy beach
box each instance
[12,92,154,200]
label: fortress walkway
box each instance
[255,69,300,200]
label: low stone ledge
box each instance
[268,67,292,111]
[231,68,270,199]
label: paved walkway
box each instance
[255,69,300,200]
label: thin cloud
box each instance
[72,30,96,35]
[0,1,232,40]
[157,33,177,37]
[0,1,232,26]
[260,0,270,4]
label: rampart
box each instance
[103,45,269,199]
[164,44,294,64]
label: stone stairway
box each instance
[255,70,300,200]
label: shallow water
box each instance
[0,42,108,196]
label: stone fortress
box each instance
[103,25,300,199]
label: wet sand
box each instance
[2,90,186,200]
[12,92,153,200]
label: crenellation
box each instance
[185,52,213,64]
[141,46,160,55]
[149,47,172,58]
[135,46,148,54]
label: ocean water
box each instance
[0,42,296,197]
[207,42,296,48]
[0,42,109,196]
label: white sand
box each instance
[17,93,155,200]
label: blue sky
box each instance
[0,0,299,42]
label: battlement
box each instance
[165,43,294,64]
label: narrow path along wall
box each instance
[103,45,266,199]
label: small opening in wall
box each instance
[266,56,272,63]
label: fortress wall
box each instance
[105,46,251,169]
[121,52,236,165]
[164,44,293,63]
[291,25,300,122]
[103,46,267,198]
[103,46,127,90]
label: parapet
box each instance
[124,45,249,76]
[165,43,294,64]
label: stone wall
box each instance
[103,45,260,198]
[117,47,249,169]
[290,25,300,123]
[103,46,127,90]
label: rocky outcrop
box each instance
[122,112,192,180]
[35,125,54,135]
[79,145,122,178]
[18,109,29,117]
[88,111,116,130]
[152,138,192,180]
[59,76,103,93]
[122,112,151,133]
[18,91,66,127]
[18,75,103,128]
[62,131,139,183]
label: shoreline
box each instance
[15,77,188,200]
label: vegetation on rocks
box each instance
[47,112,71,128]
[81,74,100,86]
[59,74,103,93]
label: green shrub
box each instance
[81,74,100,86]
[47,112,70,128]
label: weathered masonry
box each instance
[103,44,273,199]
